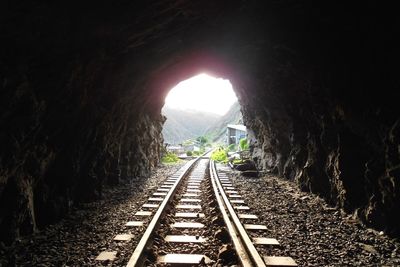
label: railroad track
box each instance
[96,153,297,266]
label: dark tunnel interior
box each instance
[1,0,400,260]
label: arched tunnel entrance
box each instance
[161,73,238,147]
[1,1,400,266]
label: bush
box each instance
[186,151,193,156]
[211,148,228,163]
[239,138,249,150]
[227,143,237,152]
[162,152,180,163]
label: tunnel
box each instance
[1,0,400,265]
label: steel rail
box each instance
[210,159,267,267]
[126,156,201,267]
[209,160,253,267]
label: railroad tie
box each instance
[244,224,268,230]
[158,254,210,265]
[135,211,152,216]
[239,214,258,219]
[126,221,143,227]
[175,212,205,218]
[165,235,206,243]
[171,221,205,229]
[148,197,164,202]
[142,203,159,209]
[231,199,245,204]
[252,237,280,246]
[264,256,298,266]
[175,204,202,209]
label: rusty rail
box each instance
[210,159,267,267]
[126,157,201,267]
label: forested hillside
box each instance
[162,102,243,145]
[161,107,220,144]
[204,102,243,143]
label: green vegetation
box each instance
[186,151,193,156]
[196,136,208,146]
[162,103,243,146]
[203,102,242,143]
[239,138,249,150]
[162,152,180,163]
[193,149,205,156]
[227,143,237,152]
[211,147,228,163]
[232,158,246,164]
[211,139,249,164]
[162,107,220,144]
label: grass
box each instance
[211,147,228,163]
[161,152,180,163]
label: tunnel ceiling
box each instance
[1,1,400,243]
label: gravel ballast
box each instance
[216,163,400,267]
[2,160,399,266]
[0,162,187,266]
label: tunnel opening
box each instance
[163,73,237,117]
[161,73,243,156]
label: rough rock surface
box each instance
[1,1,400,243]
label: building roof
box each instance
[227,124,247,132]
[168,145,183,150]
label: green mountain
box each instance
[161,107,220,144]
[161,102,243,145]
[204,102,243,143]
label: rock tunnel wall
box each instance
[0,2,165,240]
[238,2,400,236]
[1,1,399,242]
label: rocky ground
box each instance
[2,160,400,267]
[217,163,400,267]
[0,162,187,267]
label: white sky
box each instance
[163,73,237,115]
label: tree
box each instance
[196,136,208,146]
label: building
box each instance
[183,144,200,152]
[227,124,247,145]
[166,145,184,155]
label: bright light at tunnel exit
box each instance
[163,73,237,115]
